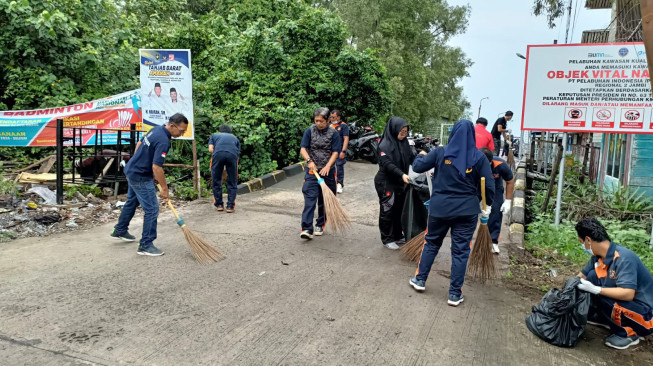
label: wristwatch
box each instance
[306,158,311,163]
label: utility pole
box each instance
[640,1,653,95]
[564,0,573,44]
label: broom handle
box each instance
[156,183,181,220]
[481,177,487,211]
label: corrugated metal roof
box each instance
[581,29,609,43]
[585,0,612,9]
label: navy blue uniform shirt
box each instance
[491,156,513,198]
[208,133,241,157]
[124,125,171,181]
[331,122,349,140]
[300,127,343,153]
[413,147,495,218]
[582,241,653,307]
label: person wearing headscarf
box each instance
[374,117,414,250]
[408,119,495,306]
[299,107,343,240]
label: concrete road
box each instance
[0,161,650,365]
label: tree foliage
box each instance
[0,0,391,183]
[313,0,472,133]
[532,0,566,29]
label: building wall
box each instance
[628,135,653,198]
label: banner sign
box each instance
[139,49,194,139]
[0,90,142,147]
[521,43,653,134]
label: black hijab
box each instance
[378,117,412,173]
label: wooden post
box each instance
[191,139,199,198]
[542,142,564,213]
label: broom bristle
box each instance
[467,224,495,281]
[181,226,225,264]
[400,231,426,262]
[507,150,515,170]
[318,181,351,233]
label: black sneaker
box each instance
[110,229,136,242]
[137,244,164,256]
[300,230,313,240]
[314,226,324,236]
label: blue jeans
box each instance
[114,177,159,247]
[415,214,478,297]
[211,151,238,208]
[301,168,336,232]
[335,157,346,185]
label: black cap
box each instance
[505,110,514,116]
[154,82,161,88]
[170,87,176,93]
[476,117,488,126]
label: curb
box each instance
[509,162,527,246]
[236,162,306,195]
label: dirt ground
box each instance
[1,161,652,365]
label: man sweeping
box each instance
[299,107,342,239]
[491,111,512,155]
[409,120,494,306]
[480,147,514,254]
[575,218,653,349]
[111,113,188,256]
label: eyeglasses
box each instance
[172,124,187,134]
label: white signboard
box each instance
[521,43,653,134]
[139,49,194,139]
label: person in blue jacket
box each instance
[409,119,495,306]
[209,125,241,213]
[575,218,653,350]
[480,147,514,254]
[299,107,342,239]
[111,113,189,256]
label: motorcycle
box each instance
[345,120,380,164]
[408,135,438,155]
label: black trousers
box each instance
[374,179,406,244]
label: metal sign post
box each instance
[554,133,568,227]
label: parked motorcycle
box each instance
[345,120,380,164]
[408,135,438,155]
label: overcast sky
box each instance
[447,0,612,135]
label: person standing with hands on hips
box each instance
[480,147,514,254]
[374,117,414,250]
[575,218,653,350]
[409,120,494,306]
[299,107,343,240]
[111,113,189,256]
[209,125,241,213]
[329,110,349,194]
[491,111,513,155]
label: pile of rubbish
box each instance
[0,185,126,242]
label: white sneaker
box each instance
[300,230,313,240]
[491,243,500,254]
[384,242,400,250]
[336,183,343,194]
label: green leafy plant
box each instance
[64,184,102,200]
[0,176,20,195]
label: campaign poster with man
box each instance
[139,49,194,139]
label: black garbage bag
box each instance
[401,183,428,241]
[525,276,591,347]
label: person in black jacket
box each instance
[374,117,414,250]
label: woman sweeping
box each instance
[299,107,343,239]
[374,117,414,250]
[409,120,495,306]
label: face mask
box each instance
[582,240,594,256]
